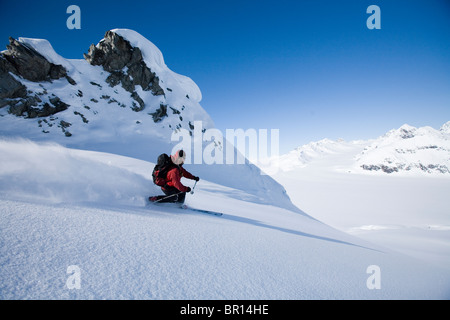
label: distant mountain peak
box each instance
[276,122,450,176]
[383,123,418,140]
[356,123,450,175]
[440,121,450,134]
[397,124,416,139]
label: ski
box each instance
[147,198,223,216]
[181,206,223,217]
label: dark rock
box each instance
[361,164,399,173]
[66,75,76,85]
[2,37,67,82]
[7,94,40,117]
[60,120,71,128]
[0,69,27,101]
[399,128,415,139]
[8,100,27,116]
[90,81,102,88]
[74,111,88,123]
[150,104,168,122]
[131,91,145,112]
[8,94,69,118]
[170,107,180,115]
[84,30,164,97]
[188,121,195,131]
[49,96,70,113]
[49,64,67,79]
[106,71,124,87]
[0,37,73,116]
[59,120,72,137]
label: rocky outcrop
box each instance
[84,30,164,104]
[2,37,68,82]
[0,31,166,119]
[361,163,449,174]
[0,37,73,117]
[0,59,27,102]
[150,104,168,123]
[0,29,206,139]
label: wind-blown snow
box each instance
[1,139,450,299]
[0,139,151,206]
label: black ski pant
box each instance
[156,186,186,204]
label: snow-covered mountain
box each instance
[0,29,291,209]
[273,122,450,176]
[356,123,450,174]
[273,138,366,172]
[0,29,212,142]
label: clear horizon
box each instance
[1,0,449,154]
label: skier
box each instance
[149,150,200,204]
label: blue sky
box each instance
[1,0,449,154]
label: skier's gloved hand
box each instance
[186,187,192,193]
[194,176,200,182]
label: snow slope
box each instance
[0,29,292,211]
[1,139,450,299]
[1,31,449,300]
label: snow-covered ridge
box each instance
[0,29,213,143]
[111,29,202,103]
[440,121,450,134]
[272,122,450,176]
[356,122,450,175]
[18,29,201,103]
[18,37,73,71]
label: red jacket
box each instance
[165,165,196,192]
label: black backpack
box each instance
[152,153,174,187]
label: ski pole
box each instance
[190,181,197,194]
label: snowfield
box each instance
[1,139,450,299]
[270,125,450,274]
